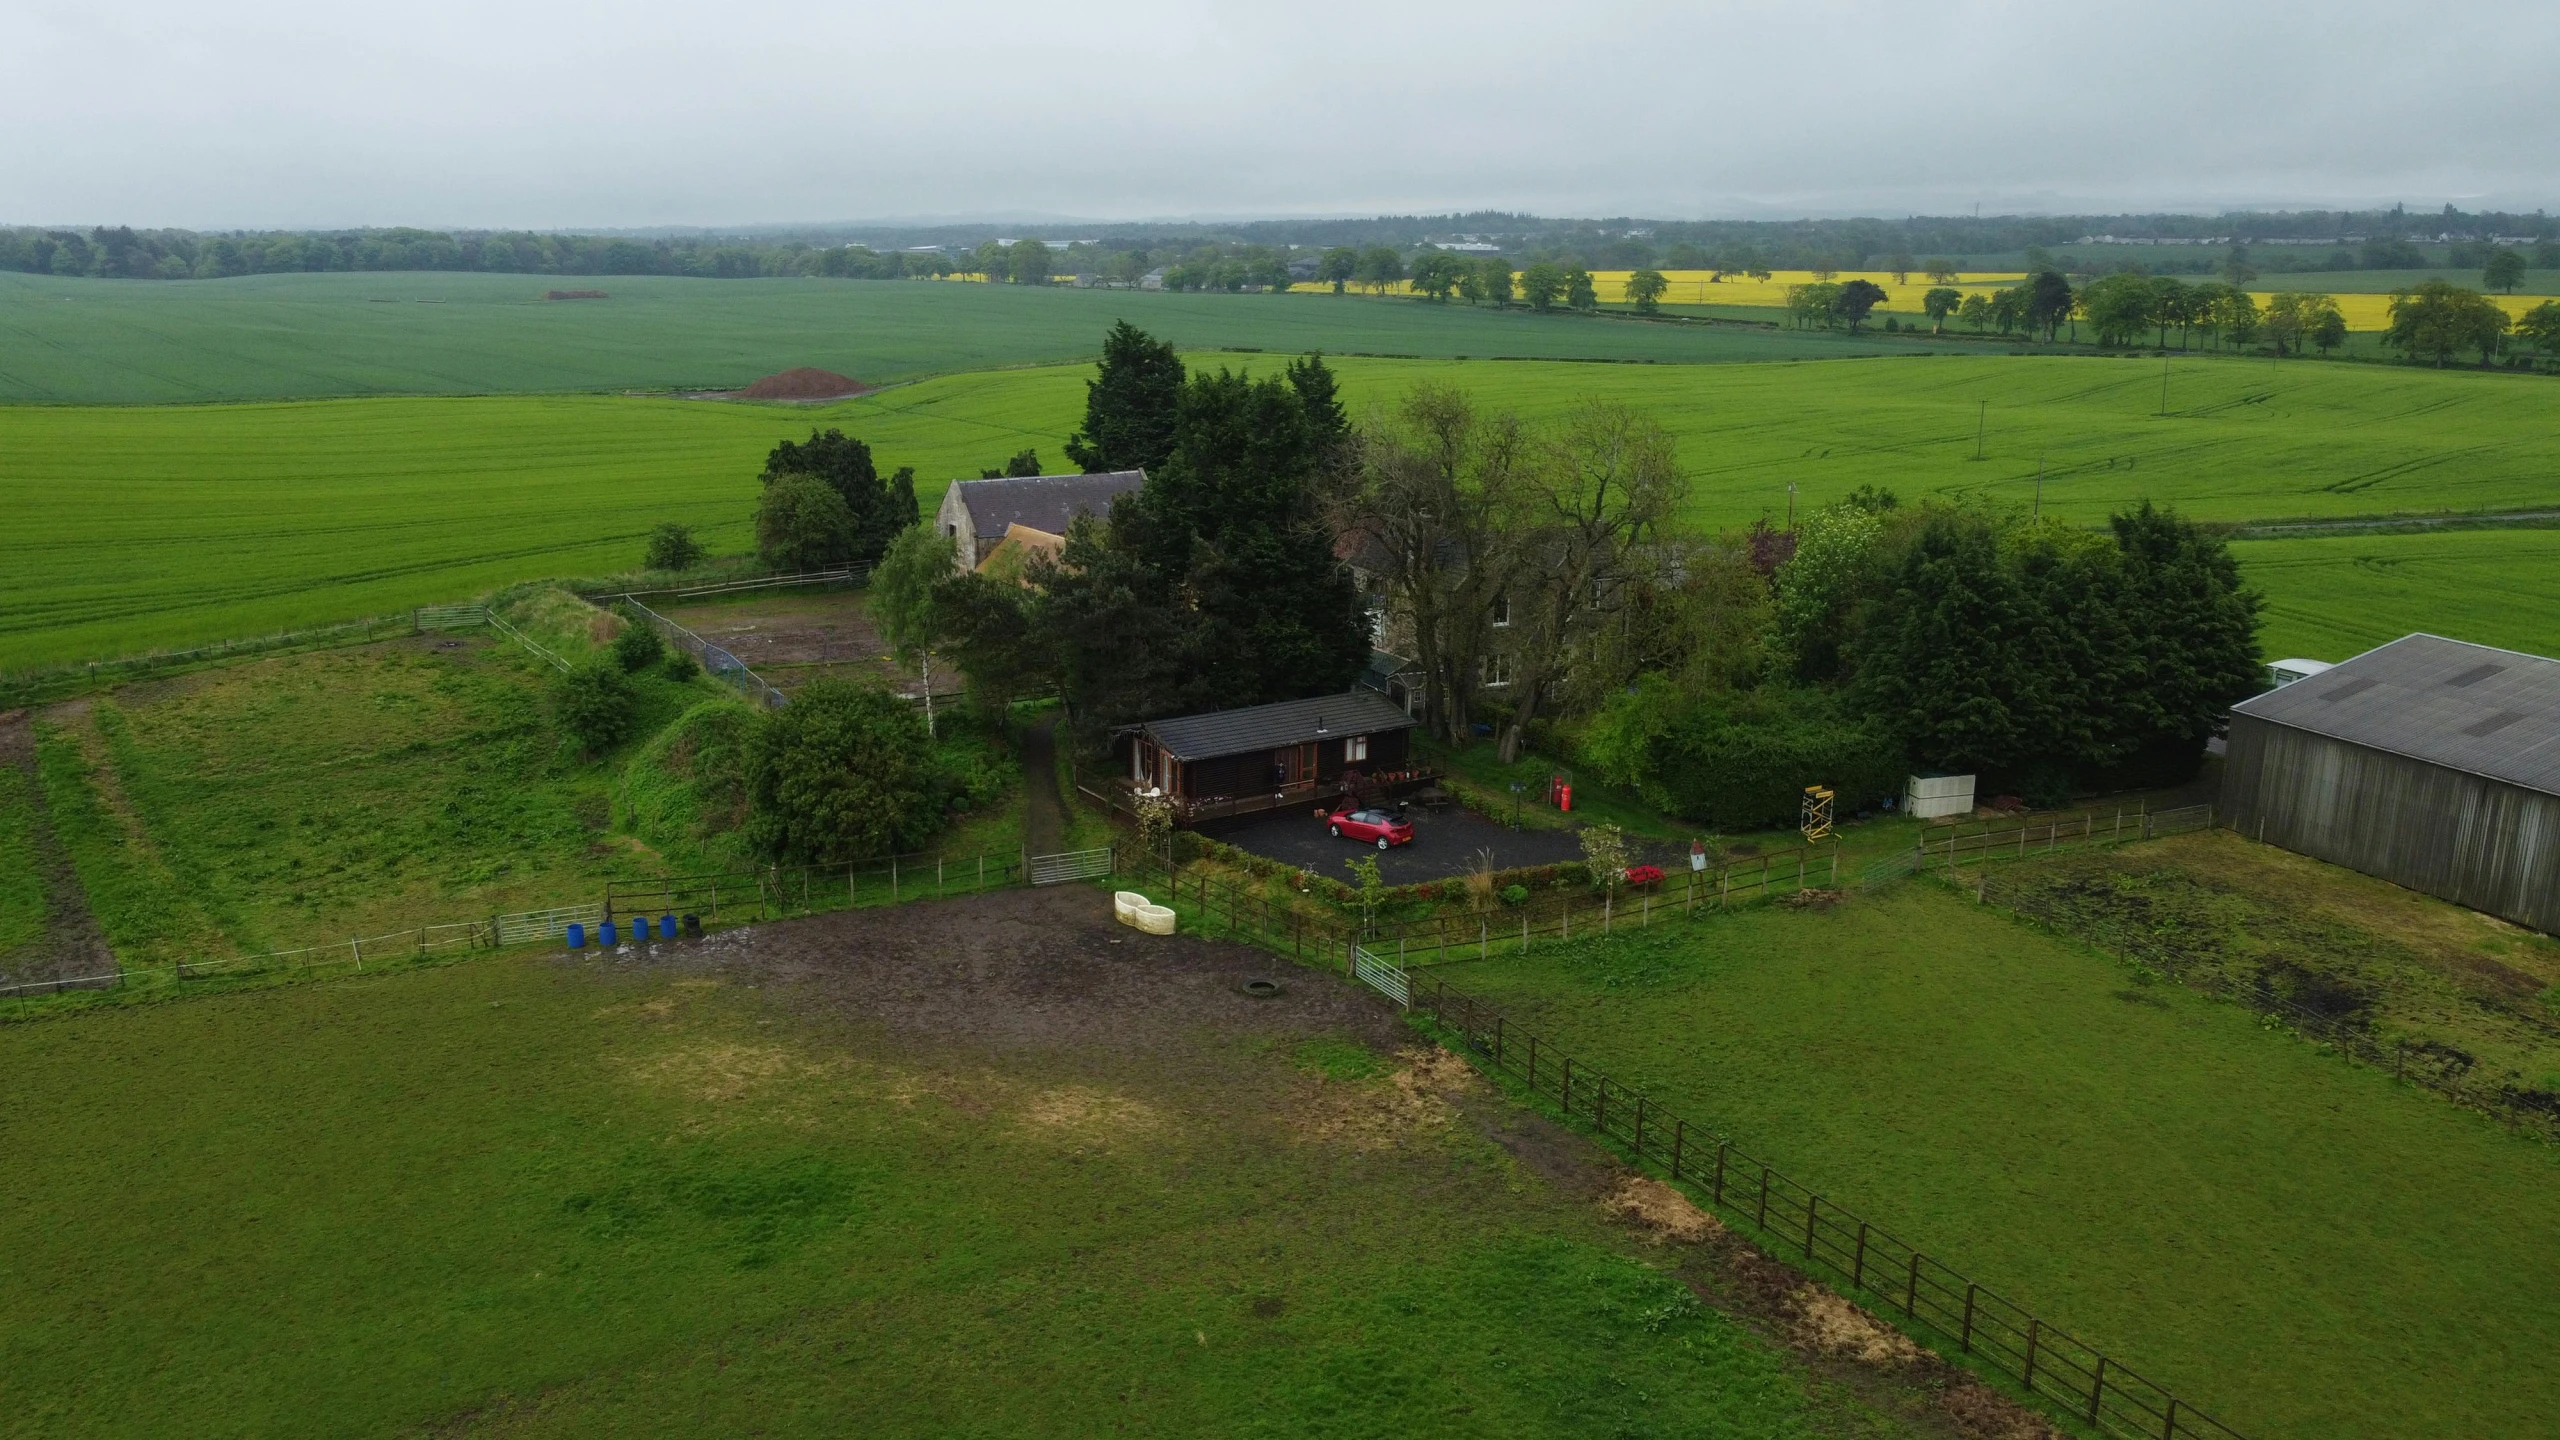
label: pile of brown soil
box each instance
[739,367,872,401]
[543,289,609,300]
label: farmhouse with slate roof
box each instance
[936,470,1145,572]
[2222,633,2560,933]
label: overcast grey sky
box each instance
[6,0,2554,229]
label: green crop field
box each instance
[2232,526,2560,662]
[1421,880,2560,1440]
[9,349,2556,670]
[0,269,1958,405]
[0,903,1917,1439]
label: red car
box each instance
[1327,807,1414,850]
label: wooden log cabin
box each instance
[1110,691,1431,824]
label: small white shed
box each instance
[1904,772,1977,819]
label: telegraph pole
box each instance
[2159,351,2171,416]
[1973,400,1987,461]
[2034,455,2044,519]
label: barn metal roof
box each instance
[1126,690,1418,761]
[2231,633,2560,797]
[952,471,1145,539]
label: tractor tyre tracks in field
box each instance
[0,710,113,988]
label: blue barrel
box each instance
[659,914,677,940]
[566,922,586,949]
[599,919,618,948]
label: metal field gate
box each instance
[496,903,602,945]
[1029,847,1113,886]
[1352,944,1410,1008]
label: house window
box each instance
[1345,735,1369,763]
[1491,592,1511,627]
[1483,654,1513,687]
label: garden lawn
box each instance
[0,898,1890,1439]
[1422,881,2560,1440]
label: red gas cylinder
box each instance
[1558,784,1572,812]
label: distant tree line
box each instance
[0,225,963,282]
[22,204,2560,285]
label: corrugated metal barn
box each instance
[2222,633,2560,934]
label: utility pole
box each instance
[1973,400,1986,461]
[1786,481,1797,529]
[2034,455,2044,519]
[2159,351,2171,416]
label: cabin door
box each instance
[1296,743,1318,784]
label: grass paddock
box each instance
[1421,879,2560,1440]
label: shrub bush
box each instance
[611,610,665,672]
[1500,883,1529,907]
[644,522,705,571]
[662,648,701,681]
[743,679,949,862]
[1586,679,1900,829]
[551,659,639,756]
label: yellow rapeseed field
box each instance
[967,268,2541,331]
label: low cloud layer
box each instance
[8,0,2552,228]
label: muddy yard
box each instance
[564,885,2059,1440]
[658,590,965,699]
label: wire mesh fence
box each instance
[603,848,1031,924]
[0,903,603,998]
[1918,803,2214,871]
[1126,842,1838,970]
[613,595,787,707]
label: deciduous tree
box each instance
[1832,279,1888,331]
[755,473,857,571]
[1519,262,1566,311]
[1624,268,1669,314]
[2485,247,2527,293]
[1317,246,1358,293]
[1492,401,1686,763]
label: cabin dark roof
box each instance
[1127,690,1418,762]
[2232,633,2560,796]
[952,471,1144,539]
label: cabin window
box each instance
[1345,735,1369,763]
[1132,742,1149,784]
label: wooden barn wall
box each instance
[2223,716,2560,934]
